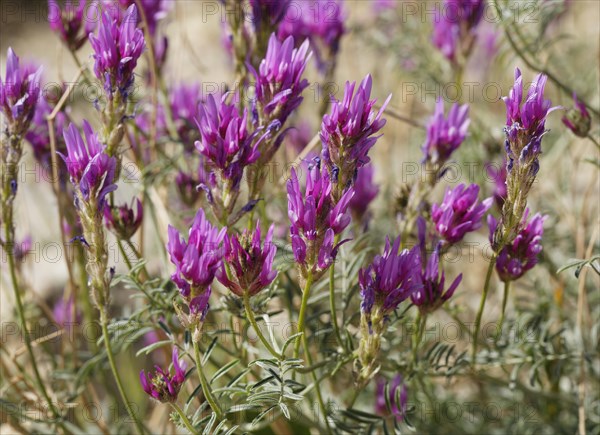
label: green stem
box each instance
[472,255,497,364]
[301,328,332,434]
[117,239,133,269]
[294,273,314,359]
[193,339,223,419]
[243,291,282,359]
[170,403,197,434]
[498,280,511,336]
[411,312,428,369]
[100,310,145,434]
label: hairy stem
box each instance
[294,273,314,359]
[243,290,282,359]
[193,339,223,419]
[170,403,197,434]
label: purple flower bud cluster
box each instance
[0,48,43,136]
[562,92,591,138]
[375,375,408,420]
[286,163,354,279]
[89,5,146,99]
[431,183,492,245]
[60,121,118,209]
[217,221,278,297]
[278,0,345,72]
[166,209,226,318]
[422,99,470,164]
[488,210,546,282]
[103,198,143,240]
[432,0,485,62]
[358,236,422,318]
[47,0,96,51]
[320,74,390,193]
[170,82,203,149]
[503,68,555,177]
[140,348,186,403]
[251,34,311,128]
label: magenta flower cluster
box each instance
[89,5,146,98]
[60,121,117,208]
[422,99,470,164]
[0,48,43,136]
[48,0,95,50]
[287,164,354,277]
[320,74,390,189]
[489,210,546,282]
[103,198,144,240]
[140,348,187,403]
[251,34,311,127]
[432,183,492,245]
[432,0,485,62]
[217,221,278,297]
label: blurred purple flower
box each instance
[250,0,290,31]
[562,92,591,138]
[489,210,546,282]
[60,121,117,208]
[140,348,186,403]
[166,209,226,296]
[217,221,278,297]
[89,5,145,99]
[359,235,422,317]
[431,183,492,245]
[0,48,43,136]
[170,82,203,149]
[53,294,81,328]
[10,235,32,263]
[285,120,313,156]
[487,161,507,209]
[432,0,485,62]
[287,163,353,277]
[278,0,345,72]
[25,96,67,166]
[103,198,143,240]
[251,33,311,127]
[321,74,390,190]
[47,0,96,50]
[375,375,408,420]
[349,163,379,223]
[422,99,470,164]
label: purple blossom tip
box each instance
[140,348,187,403]
[422,99,470,164]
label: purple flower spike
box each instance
[217,221,278,297]
[375,375,408,420]
[562,92,591,138]
[140,348,187,403]
[103,198,143,240]
[89,4,145,99]
[321,74,391,191]
[431,183,492,245]
[0,48,43,136]
[489,210,546,282]
[60,121,117,208]
[251,33,311,127]
[195,94,261,191]
[422,99,470,164]
[411,220,462,313]
[286,164,354,277]
[166,209,226,295]
[48,0,96,50]
[359,236,422,317]
[503,68,556,174]
[26,95,68,166]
